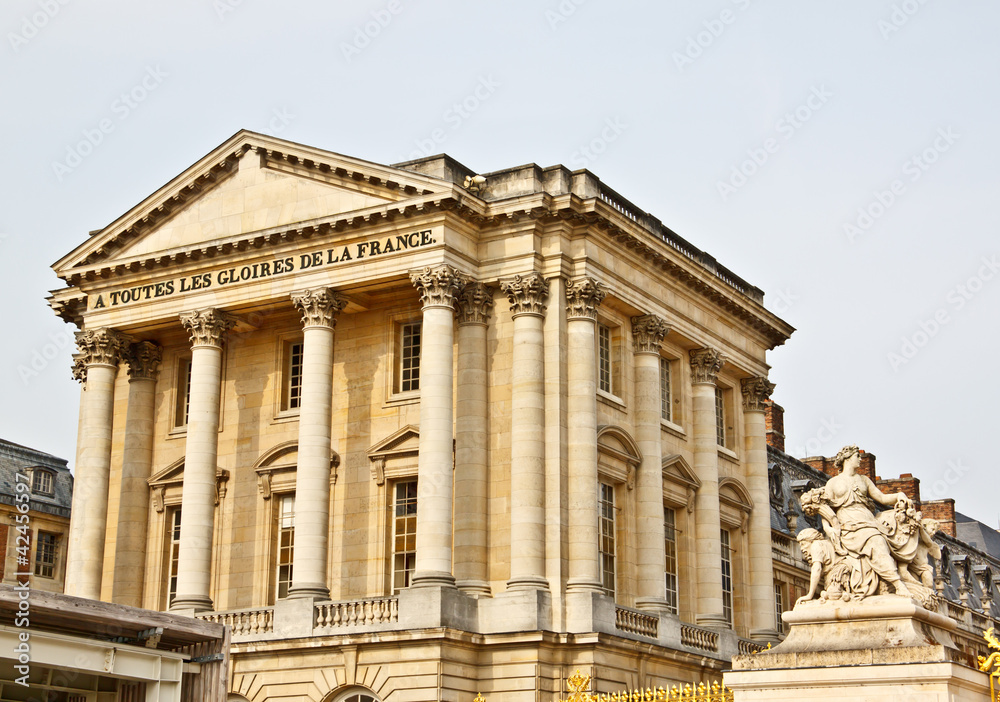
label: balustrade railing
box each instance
[614,606,659,638]
[196,607,273,637]
[680,624,719,652]
[314,597,399,629]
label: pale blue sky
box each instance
[2,0,997,521]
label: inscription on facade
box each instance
[89,229,436,310]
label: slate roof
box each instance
[0,438,72,518]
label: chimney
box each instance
[802,456,837,478]
[922,498,956,537]
[857,450,878,481]
[877,472,921,507]
[764,400,785,452]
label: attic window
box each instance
[32,469,54,496]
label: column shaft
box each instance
[454,282,492,596]
[172,310,233,612]
[632,315,671,612]
[112,342,161,607]
[690,348,727,628]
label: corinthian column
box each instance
[288,288,347,600]
[454,281,493,596]
[66,327,129,600]
[500,273,549,591]
[171,309,235,612]
[689,347,727,628]
[742,376,778,640]
[564,277,606,594]
[632,315,671,612]
[112,341,161,607]
[409,265,465,588]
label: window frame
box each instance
[31,469,54,496]
[664,505,679,615]
[280,339,305,414]
[172,355,193,430]
[599,481,617,599]
[721,528,734,627]
[595,318,625,407]
[275,493,295,601]
[391,479,418,594]
[385,313,423,406]
[34,531,57,578]
[166,507,182,609]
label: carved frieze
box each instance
[565,277,607,320]
[500,272,548,316]
[631,314,671,354]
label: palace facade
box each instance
[49,131,795,700]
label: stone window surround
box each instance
[384,309,423,407]
[595,314,626,409]
[272,331,305,421]
[165,348,227,439]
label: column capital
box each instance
[631,314,671,354]
[741,376,776,412]
[689,347,725,385]
[179,309,236,348]
[565,277,607,320]
[291,288,348,329]
[409,264,467,309]
[500,272,548,317]
[456,281,494,325]
[73,327,130,379]
[127,341,162,382]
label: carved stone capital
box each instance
[409,264,467,309]
[741,376,776,412]
[291,288,347,329]
[631,315,671,354]
[565,277,607,320]
[179,309,236,348]
[74,328,130,370]
[689,347,725,385]
[127,341,162,382]
[500,272,548,317]
[455,281,494,325]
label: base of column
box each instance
[286,584,330,601]
[505,575,549,591]
[456,579,493,598]
[565,577,603,594]
[410,570,457,589]
[696,613,731,630]
[169,595,214,613]
[749,627,780,642]
[634,596,670,614]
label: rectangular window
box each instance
[34,532,56,578]
[774,582,784,633]
[660,357,672,422]
[392,480,418,593]
[276,494,295,600]
[32,469,53,496]
[168,508,182,606]
[715,386,726,447]
[721,528,733,626]
[399,322,421,393]
[599,482,616,598]
[282,341,304,412]
[664,506,678,615]
[174,357,192,427]
[598,324,612,394]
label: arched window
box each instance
[326,686,381,702]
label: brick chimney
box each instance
[802,456,837,478]
[764,400,785,452]
[857,450,878,481]
[877,472,921,506]
[803,447,878,481]
[922,498,957,537]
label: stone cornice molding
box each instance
[565,277,607,321]
[73,328,130,378]
[741,376,776,413]
[631,314,671,354]
[500,272,548,317]
[689,347,725,385]
[127,341,162,382]
[290,288,347,329]
[409,264,467,310]
[455,281,494,326]
[179,308,236,348]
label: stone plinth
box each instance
[725,597,986,702]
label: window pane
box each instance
[598,325,612,394]
[276,495,295,600]
[392,480,418,593]
[664,506,678,614]
[721,529,733,626]
[659,357,671,422]
[715,387,726,447]
[34,532,56,578]
[400,323,421,392]
[599,482,616,598]
[287,341,304,410]
[168,508,182,606]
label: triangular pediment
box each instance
[367,425,420,459]
[662,454,701,490]
[54,130,452,274]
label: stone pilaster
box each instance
[631,315,671,612]
[409,265,466,588]
[112,341,161,607]
[287,288,347,600]
[66,327,130,601]
[564,277,607,594]
[689,346,728,628]
[742,376,778,640]
[171,309,235,612]
[454,281,493,597]
[500,272,549,590]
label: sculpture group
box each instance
[795,445,940,609]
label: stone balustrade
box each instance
[614,606,659,638]
[680,624,720,652]
[196,607,274,638]
[314,597,399,629]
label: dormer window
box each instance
[32,469,54,496]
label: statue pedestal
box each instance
[725,596,987,701]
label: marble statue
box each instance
[795,444,939,608]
